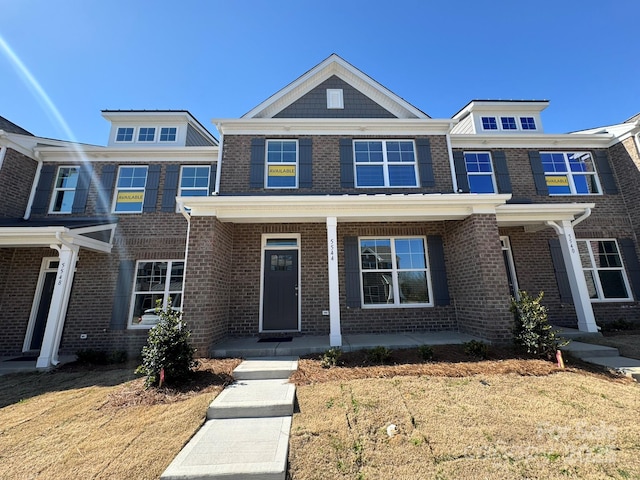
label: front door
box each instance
[25,259,59,351]
[262,249,299,331]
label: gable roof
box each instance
[242,54,429,120]
[0,116,34,136]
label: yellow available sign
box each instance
[268,165,296,177]
[546,176,569,187]
[117,191,144,203]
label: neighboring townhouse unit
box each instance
[1,54,639,366]
[0,112,218,367]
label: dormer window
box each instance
[138,127,156,142]
[500,117,517,130]
[159,127,177,142]
[520,117,536,130]
[116,127,134,142]
[481,117,498,130]
[327,89,344,109]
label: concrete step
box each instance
[561,341,619,359]
[160,416,291,480]
[233,357,298,380]
[579,355,640,381]
[207,379,295,419]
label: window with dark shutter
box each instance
[31,165,55,215]
[161,165,180,212]
[452,151,469,193]
[340,138,354,188]
[298,138,313,188]
[143,164,161,212]
[427,235,450,306]
[416,138,435,188]
[492,151,512,194]
[110,260,135,330]
[548,238,573,303]
[250,138,266,188]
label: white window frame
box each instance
[49,165,80,214]
[177,165,211,211]
[137,127,156,142]
[578,239,633,302]
[358,236,433,308]
[265,139,298,189]
[353,140,419,188]
[327,89,344,109]
[481,116,498,130]
[159,127,179,143]
[115,127,134,143]
[520,116,537,130]
[463,151,497,194]
[500,116,517,130]
[112,165,148,214]
[128,259,185,329]
[540,151,602,196]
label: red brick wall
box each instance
[0,148,37,218]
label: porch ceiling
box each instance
[179,193,512,223]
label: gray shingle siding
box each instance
[186,124,216,146]
[274,76,396,118]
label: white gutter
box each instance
[214,130,223,195]
[24,149,43,220]
[445,132,459,193]
[571,207,592,227]
[177,200,191,321]
[0,145,6,171]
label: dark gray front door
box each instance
[262,249,299,331]
[31,271,56,350]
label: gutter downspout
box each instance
[214,127,223,195]
[571,207,592,228]
[177,200,191,322]
[0,145,6,171]
[445,127,459,193]
[24,148,43,220]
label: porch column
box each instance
[326,217,342,346]
[37,243,79,368]
[548,220,598,332]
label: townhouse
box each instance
[1,54,639,367]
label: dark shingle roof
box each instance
[0,116,34,136]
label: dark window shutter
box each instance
[416,138,435,188]
[529,151,548,195]
[143,164,161,212]
[340,138,354,188]
[594,150,618,194]
[250,138,265,188]
[619,238,640,300]
[95,165,116,214]
[110,260,135,330]
[549,238,573,303]
[161,165,180,212]
[209,162,217,194]
[31,164,55,215]
[492,151,512,194]
[452,151,469,193]
[427,235,450,306]
[71,164,92,214]
[344,236,361,308]
[299,138,313,188]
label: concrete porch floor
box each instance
[0,355,76,376]
[209,331,484,358]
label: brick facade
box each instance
[0,148,37,218]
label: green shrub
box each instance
[510,290,567,358]
[418,344,434,361]
[463,340,489,359]
[76,349,127,365]
[367,346,392,364]
[135,301,199,388]
[601,318,636,332]
[321,347,342,368]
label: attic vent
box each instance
[327,89,344,109]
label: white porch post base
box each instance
[37,244,79,369]
[551,220,598,333]
[326,217,342,347]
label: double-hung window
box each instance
[464,152,496,193]
[354,140,418,187]
[359,237,431,306]
[50,166,79,213]
[266,140,297,188]
[179,165,211,197]
[129,260,184,328]
[578,240,632,301]
[540,152,601,195]
[114,166,148,213]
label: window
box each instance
[520,117,536,130]
[179,165,210,197]
[116,127,134,142]
[266,140,297,188]
[138,127,156,142]
[114,166,148,213]
[540,152,600,195]
[49,166,79,213]
[578,240,632,301]
[354,140,418,187]
[463,152,496,193]
[501,117,517,130]
[359,237,431,307]
[129,260,184,328]
[481,117,498,130]
[159,127,177,142]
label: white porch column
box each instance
[549,220,598,332]
[36,243,79,368]
[326,217,342,347]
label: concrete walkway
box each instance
[161,357,298,480]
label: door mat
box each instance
[5,355,39,362]
[257,337,293,343]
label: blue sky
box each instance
[1,1,638,145]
